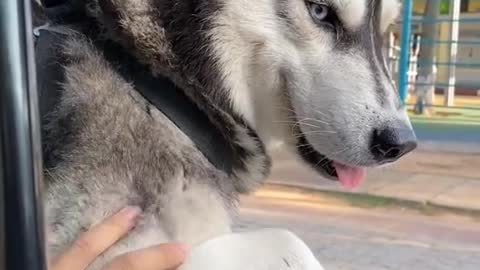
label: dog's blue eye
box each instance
[307,2,337,30]
[311,3,329,21]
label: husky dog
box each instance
[38,0,415,269]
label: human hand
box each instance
[49,206,188,270]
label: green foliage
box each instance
[440,0,450,15]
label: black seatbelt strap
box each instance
[34,28,67,120]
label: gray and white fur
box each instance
[38,0,412,269]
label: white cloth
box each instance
[179,229,325,270]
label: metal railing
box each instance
[391,0,480,115]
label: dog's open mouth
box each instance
[296,134,366,189]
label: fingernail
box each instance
[120,206,142,228]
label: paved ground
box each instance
[268,148,480,211]
[406,94,480,111]
[411,121,480,147]
[410,121,480,150]
[234,188,480,270]
[405,94,480,146]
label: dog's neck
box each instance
[82,0,274,192]
[92,0,289,145]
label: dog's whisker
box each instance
[295,143,315,148]
[299,130,337,135]
[297,118,330,126]
[315,156,332,168]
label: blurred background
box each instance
[236,1,480,269]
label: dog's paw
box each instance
[178,228,325,270]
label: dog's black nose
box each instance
[370,126,417,162]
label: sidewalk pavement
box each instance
[404,95,480,148]
[266,147,480,212]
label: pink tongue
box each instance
[332,162,367,190]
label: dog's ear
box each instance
[94,0,164,42]
[380,0,401,33]
[95,0,173,69]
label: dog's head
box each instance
[211,0,416,187]
[86,0,416,188]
